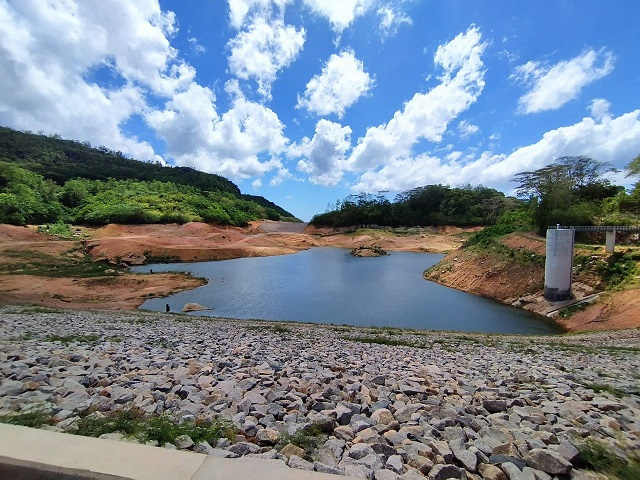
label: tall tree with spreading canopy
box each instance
[512,156,614,234]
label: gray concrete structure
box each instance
[544,225,640,302]
[0,424,354,480]
[544,228,574,302]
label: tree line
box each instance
[310,185,516,227]
[311,155,640,233]
[0,162,295,226]
[0,126,299,225]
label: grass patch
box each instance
[272,324,291,333]
[0,408,54,428]
[37,223,75,239]
[18,306,61,314]
[578,438,640,479]
[1,250,122,278]
[558,302,589,318]
[346,335,418,348]
[584,383,639,396]
[276,423,325,459]
[45,333,99,344]
[75,409,234,445]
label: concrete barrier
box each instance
[0,424,353,480]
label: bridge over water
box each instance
[544,225,640,302]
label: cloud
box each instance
[188,37,206,55]
[352,110,640,192]
[252,178,263,189]
[146,81,289,180]
[227,16,306,98]
[302,0,374,33]
[345,26,487,172]
[227,0,291,29]
[291,119,352,186]
[457,120,479,139]
[0,0,193,162]
[377,5,412,39]
[296,50,374,118]
[588,98,611,122]
[512,48,615,114]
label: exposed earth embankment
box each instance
[0,222,468,312]
[424,232,640,332]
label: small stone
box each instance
[483,399,508,413]
[500,462,524,480]
[524,449,572,475]
[280,443,306,459]
[174,434,194,449]
[428,464,465,480]
[555,440,580,463]
[0,380,23,396]
[314,462,343,475]
[229,442,260,456]
[385,455,406,475]
[194,441,215,454]
[334,425,354,441]
[349,443,376,460]
[371,408,395,425]
[478,463,508,480]
[288,455,314,471]
[375,469,399,480]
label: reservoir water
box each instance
[132,248,561,335]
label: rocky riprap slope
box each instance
[1,308,639,480]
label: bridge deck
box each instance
[550,225,640,232]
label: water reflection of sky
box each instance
[131,248,561,335]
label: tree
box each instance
[512,156,612,233]
[627,154,640,178]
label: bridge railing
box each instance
[549,225,640,233]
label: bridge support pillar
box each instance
[544,228,574,302]
[605,230,616,254]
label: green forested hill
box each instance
[0,126,297,225]
[0,126,240,195]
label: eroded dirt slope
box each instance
[425,231,640,331]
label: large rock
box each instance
[280,443,305,459]
[428,464,465,480]
[182,303,211,312]
[288,455,314,471]
[478,463,508,480]
[371,408,395,425]
[524,449,572,475]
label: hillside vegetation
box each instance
[0,127,297,226]
[310,185,518,228]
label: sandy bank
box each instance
[0,222,467,312]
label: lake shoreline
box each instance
[1,307,639,479]
[133,248,561,336]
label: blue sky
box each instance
[1,1,639,220]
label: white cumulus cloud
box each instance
[296,50,374,118]
[291,119,352,186]
[457,120,479,139]
[227,16,306,99]
[227,0,292,29]
[588,98,611,122]
[352,110,640,193]
[513,48,615,114]
[0,0,195,162]
[146,81,289,180]
[302,0,374,33]
[377,5,412,39]
[346,26,487,172]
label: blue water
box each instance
[132,248,561,334]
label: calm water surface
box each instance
[132,248,560,335]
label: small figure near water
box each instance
[165,303,170,313]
